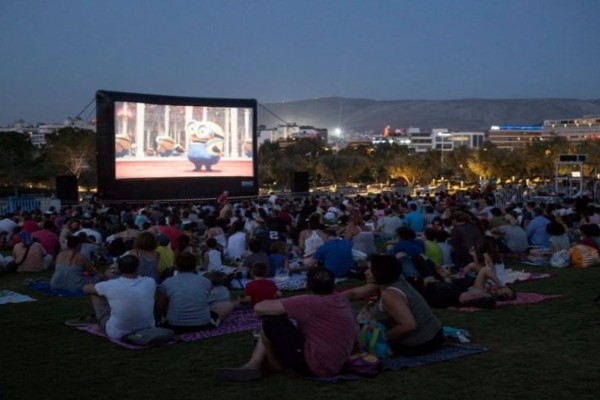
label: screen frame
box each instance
[96,90,258,201]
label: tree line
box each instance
[259,136,600,190]
[1,129,599,197]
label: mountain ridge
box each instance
[257,98,600,133]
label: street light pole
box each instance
[441,135,445,165]
[437,132,452,178]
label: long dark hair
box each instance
[369,254,402,285]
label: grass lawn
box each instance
[1,260,600,400]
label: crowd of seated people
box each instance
[3,188,600,379]
[2,190,599,281]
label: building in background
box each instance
[0,118,95,147]
[488,116,600,150]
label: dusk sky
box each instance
[1,0,599,125]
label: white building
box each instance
[408,128,485,153]
[407,127,432,152]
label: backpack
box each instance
[359,320,391,359]
[549,249,570,268]
[304,230,324,256]
[569,244,600,269]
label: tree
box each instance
[522,137,570,179]
[444,145,473,180]
[316,153,366,185]
[371,142,401,183]
[257,141,282,187]
[387,147,426,186]
[0,132,43,196]
[44,127,97,180]
[576,139,600,176]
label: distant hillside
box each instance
[257,98,600,133]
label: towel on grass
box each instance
[0,290,36,305]
[73,308,259,349]
[230,273,347,291]
[503,269,553,284]
[27,280,85,297]
[448,292,562,312]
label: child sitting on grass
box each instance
[240,263,281,307]
[207,271,232,306]
[269,241,289,277]
[204,237,223,272]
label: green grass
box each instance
[2,261,600,400]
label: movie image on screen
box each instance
[96,90,258,201]
[114,101,253,179]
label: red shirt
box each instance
[158,225,182,251]
[244,279,278,306]
[32,229,60,256]
[22,220,40,234]
[217,193,229,205]
[280,294,358,377]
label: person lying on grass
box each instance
[453,266,516,308]
[421,237,516,309]
[343,254,444,356]
[215,268,358,382]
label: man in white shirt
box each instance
[81,255,156,340]
[74,219,102,245]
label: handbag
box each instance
[343,352,381,377]
[359,320,391,359]
[3,244,32,273]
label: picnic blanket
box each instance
[0,289,37,305]
[26,280,85,297]
[381,343,488,370]
[449,292,562,312]
[179,308,259,342]
[75,324,178,349]
[316,343,488,383]
[73,308,259,349]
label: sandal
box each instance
[214,367,261,382]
